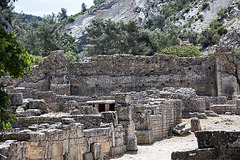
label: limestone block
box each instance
[205,110,219,117]
[101,141,111,154]
[115,137,123,147]
[115,93,131,105]
[115,105,132,121]
[135,130,153,144]
[134,107,152,130]
[126,138,138,151]
[173,122,191,136]
[110,145,126,157]
[171,148,217,160]
[25,99,49,113]
[9,93,23,106]
[61,118,76,124]
[83,152,93,160]
[191,117,201,132]
[101,111,118,127]
[90,143,103,160]
[27,146,45,159]
[236,99,240,115]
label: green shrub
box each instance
[201,2,209,11]
[67,17,75,23]
[197,29,217,48]
[217,26,227,35]
[198,14,203,21]
[31,55,43,65]
[65,51,77,62]
[157,46,203,57]
[217,8,228,19]
[210,19,222,29]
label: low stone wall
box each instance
[0,112,126,160]
[117,90,183,145]
[171,131,240,160]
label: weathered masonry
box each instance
[12,50,239,98]
[172,131,240,160]
[1,50,240,159]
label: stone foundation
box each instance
[172,131,240,160]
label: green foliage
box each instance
[17,14,78,57]
[184,29,199,45]
[210,19,222,29]
[217,8,228,19]
[93,0,106,5]
[197,28,218,48]
[81,3,87,13]
[65,51,78,62]
[31,55,43,65]
[161,0,194,18]
[201,2,210,11]
[144,15,165,30]
[0,25,31,131]
[67,16,75,23]
[0,84,18,131]
[0,26,32,78]
[0,0,32,131]
[198,14,203,22]
[85,19,151,56]
[198,19,227,48]
[148,24,180,52]
[217,26,227,35]
[58,8,67,21]
[157,45,203,57]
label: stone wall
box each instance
[114,90,183,145]
[171,131,240,160]
[69,54,217,96]
[4,51,240,98]
[0,112,126,160]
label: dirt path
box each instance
[111,115,240,160]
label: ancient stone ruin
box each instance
[1,50,240,159]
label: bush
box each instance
[30,55,43,66]
[197,29,217,48]
[217,8,228,19]
[210,19,222,29]
[67,17,75,23]
[198,14,203,21]
[201,2,209,11]
[157,45,203,57]
[217,26,227,35]
[65,51,78,62]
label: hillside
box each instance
[65,0,240,52]
[66,0,157,51]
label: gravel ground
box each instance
[111,115,240,160]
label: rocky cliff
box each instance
[66,0,240,52]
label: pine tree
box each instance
[81,3,87,13]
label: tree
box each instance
[149,24,180,52]
[0,26,32,131]
[85,19,151,56]
[81,3,87,13]
[17,14,78,58]
[58,8,67,21]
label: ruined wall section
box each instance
[128,90,183,144]
[69,54,216,96]
[7,51,240,98]
[172,131,240,160]
[18,50,71,95]
[0,112,126,159]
